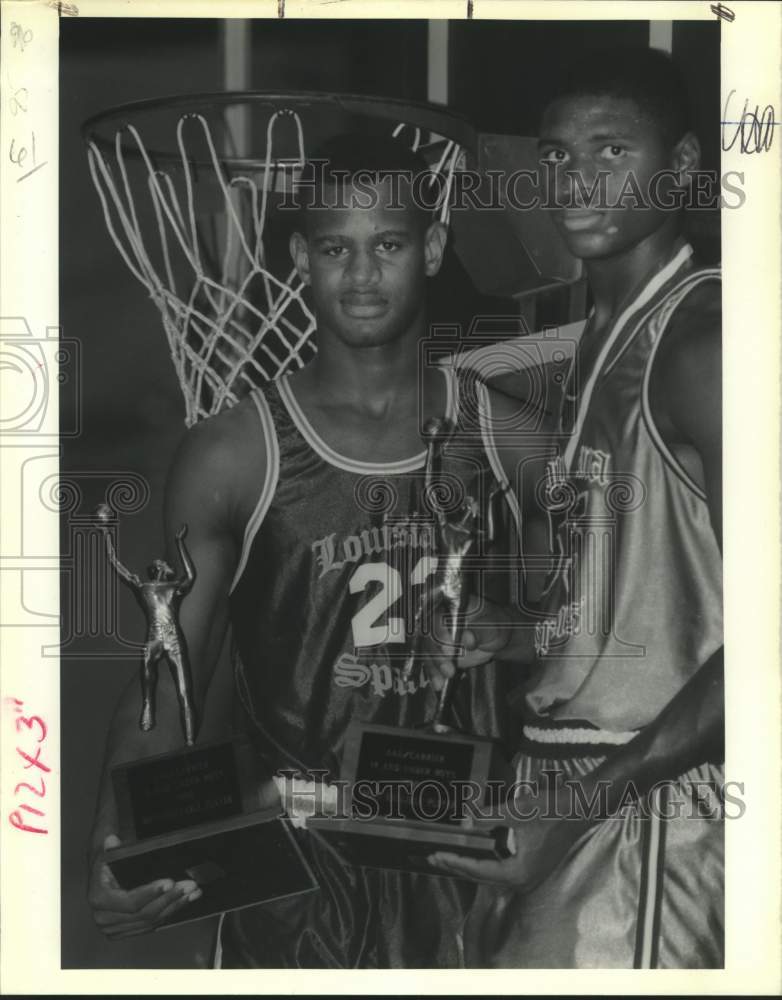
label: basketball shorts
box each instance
[462,724,725,969]
[217,823,475,968]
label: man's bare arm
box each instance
[654,289,723,545]
[616,290,724,778]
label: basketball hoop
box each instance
[83,92,476,425]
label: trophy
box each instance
[95,505,317,928]
[307,420,513,873]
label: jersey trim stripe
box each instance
[229,390,280,596]
[563,242,694,470]
[640,270,721,502]
[476,380,524,544]
[275,366,457,474]
[445,359,458,425]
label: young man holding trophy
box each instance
[427,50,725,969]
[87,135,542,967]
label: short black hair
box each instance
[544,47,692,146]
[294,132,438,229]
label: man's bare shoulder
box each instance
[649,277,722,458]
[663,276,721,347]
[166,393,269,525]
[174,395,263,469]
[652,281,721,416]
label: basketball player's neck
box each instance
[288,321,448,463]
[302,322,426,416]
[585,220,686,331]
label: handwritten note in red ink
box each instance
[7,698,49,835]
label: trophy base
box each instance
[107,739,318,929]
[106,809,318,928]
[307,816,512,876]
[306,719,515,876]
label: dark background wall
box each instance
[449,19,720,172]
[248,18,428,96]
[60,18,225,971]
[60,16,720,969]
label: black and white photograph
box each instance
[2,2,781,990]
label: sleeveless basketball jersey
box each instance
[526,242,723,732]
[229,366,521,777]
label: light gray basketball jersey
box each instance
[526,243,723,732]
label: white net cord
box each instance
[87,109,461,425]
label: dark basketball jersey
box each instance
[229,366,520,774]
[222,365,521,968]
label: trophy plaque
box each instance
[307,420,514,874]
[96,505,317,927]
[307,720,514,873]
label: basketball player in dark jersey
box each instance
[86,136,537,966]
[426,49,726,967]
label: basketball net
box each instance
[87,110,462,425]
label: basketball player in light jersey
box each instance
[426,49,725,967]
[86,135,534,966]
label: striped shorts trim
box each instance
[517,722,667,968]
[634,783,668,969]
[519,720,640,758]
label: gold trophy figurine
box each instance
[96,504,197,746]
[403,416,490,731]
[93,507,317,926]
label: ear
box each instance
[672,131,701,184]
[289,231,311,286]
[423,220,448,278]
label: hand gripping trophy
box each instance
[96,504,198,746]
[403,416,498,732]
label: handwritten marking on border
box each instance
[6,699,50,835]
[10,23,34,51]
[48,0,80,15]
[710,3,735,22]
[722,90,778,154]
